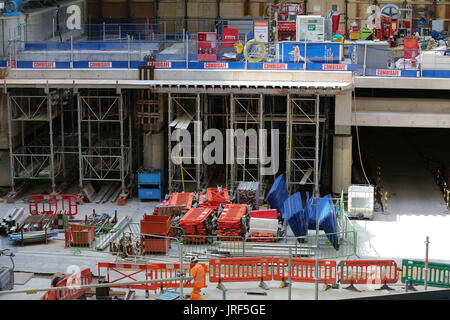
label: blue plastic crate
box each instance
[138,188,162,201]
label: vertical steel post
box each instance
[258,93,264,189]
[119,92,125,194]
[77,92,83,189]
[314,94,320,301]
[127,35,130,69]
[70,36,73,69]
[230,93,235,189]
[424,236,430,291]
[6,92,15,193]
[179,242,184,299]
[168,93,173,192]
[288,247,292,300]
[363,44,367,76]
[196,93,201,190]
[285,94,290,186]
[103,22,106,40]
[303,38,307,70]
[52,18,55,41]
[48,90,56,193]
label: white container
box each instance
[432,20,445,33]
[249,218,278,235]
[296,15,325,42]
[347,184,374,219]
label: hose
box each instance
[244,39,267,63]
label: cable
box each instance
[353,89,371,185]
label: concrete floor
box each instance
[355,127,450,263]
[1,127,450,299]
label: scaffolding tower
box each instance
[167,92,202,193]
[286,94,322,196]
[77,88,132,195]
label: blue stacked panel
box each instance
[265,175,289,218]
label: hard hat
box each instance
[190,256,199,263]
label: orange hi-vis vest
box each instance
[190,263,206,288]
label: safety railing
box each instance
[401,259,450,288]
[4,27,450,78]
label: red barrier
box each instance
[338,260,399,286]
[147,263,208,289]
[41,268,93,300]
[97,262,156,291]
[273,258,337,284]
[209,257,273,283]
[29,194,78,216]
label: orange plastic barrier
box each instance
[41,268,93,300]
[29,194,78,216]
[148,263,208,289]
[209,257,273,283]
[273,258,337,284]
[97,262,156,291]
[338,260,399,285]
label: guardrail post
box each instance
[179,241,184,299]
[245,34,248,70]
[303,39,307,70]
[70,35,73,69]
[103,22,106,40]
[424,236,430,290]
[288,248,292,300]
[363,43,367,76]
[127,35,130,69]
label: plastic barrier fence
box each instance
[97,262,155,291]
[401,259,450,288]
[209,257,273,283]
[338,260,399,285]
[148,263,208,289]
[273,258,337,284]
[41,268,93,300]
[29,194,78,216]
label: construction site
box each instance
[0,0,450,303]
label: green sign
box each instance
[308,24,316,31]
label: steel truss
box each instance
[286,94,321,195]
[77,89,132,195]
[167,92,202,193]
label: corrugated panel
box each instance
[265,174,288,217]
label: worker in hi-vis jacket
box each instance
[188,256,206,300]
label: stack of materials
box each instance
[217,204,247,240]
[179,208,214,242]
[304,193,339,250]
[248,209,279,242]
[10,229,59,244]
[140,214,171,254]
[199,187,230,211]
[283,192,308,242]
[265,175,288,218]
[0,208,27,235]
[236,181,260,208]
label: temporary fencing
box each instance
[338,260,399,290]
[401,259,450,288]
[209,257,273,284]
[29,194,79,216]
[273,258,337,284]
[40,268,93,300]
[148,263,208,289]
[98,262,155,291]
[97,261,207,293]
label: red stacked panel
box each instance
[180,208,213,242]
[217,204,247,241]
[249,232,276,242]
[168,192,194,210]
[249,209,278,219]
[198,188,230,211]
